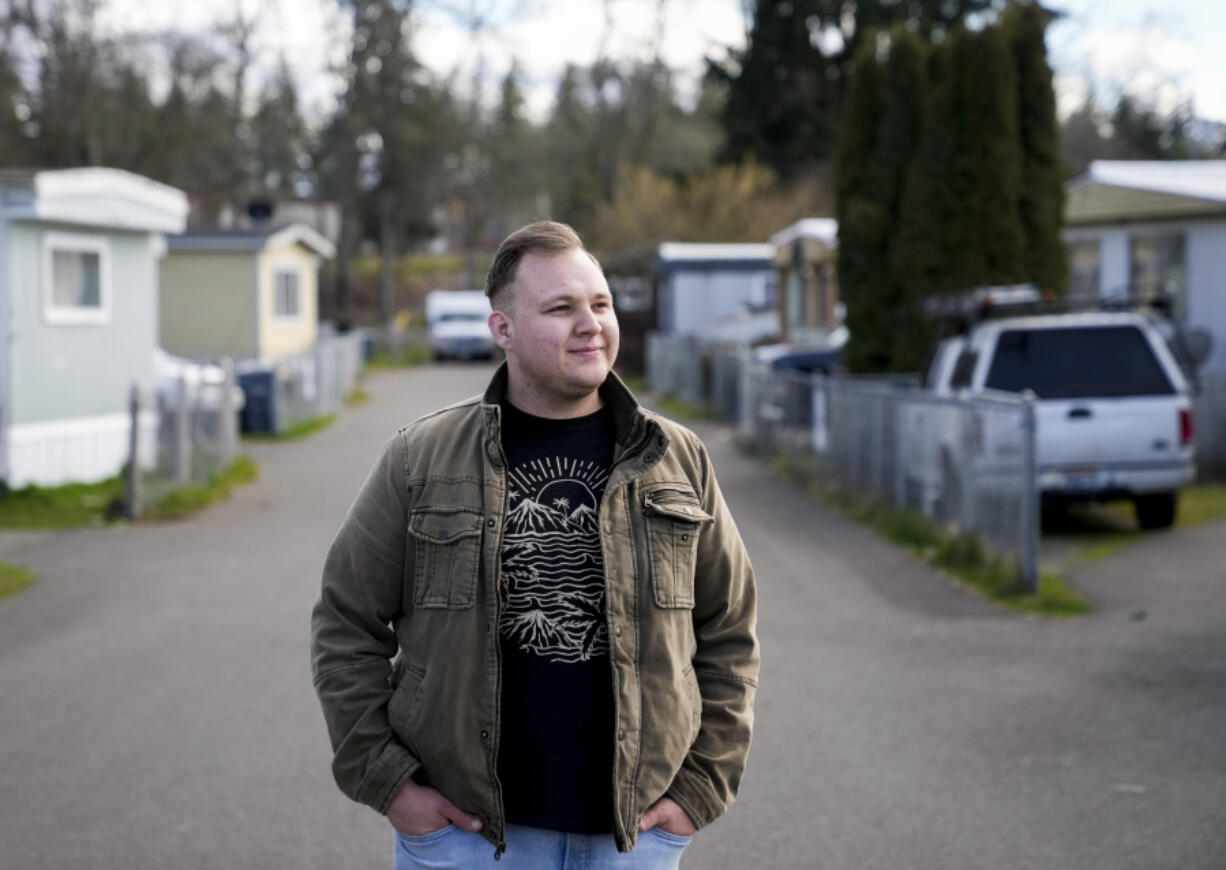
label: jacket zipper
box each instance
[491,440,510,861]
[604,429,657,851]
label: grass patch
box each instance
[0,561,35,601]
[1042,483,1226,567]
[365,345,433,369]
[0,455,261,528]
[0,477,125,528]
[147,455,259,521]
[654,394,713,422]
[619,374,648,394]
[345,387,371,407]
[243,414,336,442]
[1173,483,1226,526]
[758,448,1090,617]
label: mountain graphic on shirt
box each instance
[500,457,609,664]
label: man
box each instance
[311,221,759,869]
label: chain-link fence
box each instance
[278,330,366,428]
[125,365,243,513]
[645,333,750,422]
[647,332,1039,589]
[146,387,240,504]
[743,368,1039,589]
[237,331,366,434]
[739,365,827,454]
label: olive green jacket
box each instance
[310,365,759,854]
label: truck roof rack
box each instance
[922,286,1211,388]
[923,284,1178,323]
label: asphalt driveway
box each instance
[0,363,1223,869]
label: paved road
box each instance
[1,364,1223,869]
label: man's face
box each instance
[489,247,619,417]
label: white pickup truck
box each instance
[920,310,1196,529]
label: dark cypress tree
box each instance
[836,40,888,371]
[874,31,930,371]
[944,24,1025,291]
[839,31,932,373]
[1007,1,1067,295]
[893,39,959,318]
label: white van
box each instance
[425,290,495,361]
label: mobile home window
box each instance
[1067,239,1101,299]
[42,233,111,325]
[1130,233,1186,319]
[274,269,300,318]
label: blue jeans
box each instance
[393,823,691,869]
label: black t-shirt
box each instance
[496,399,616,834]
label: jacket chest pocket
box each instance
[408,508,482,609]
[642,486,714,608]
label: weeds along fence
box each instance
[647,332,1039,589]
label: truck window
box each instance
[985,326,1174,398]
[950,352,978,389]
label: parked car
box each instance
[425,290,495,361]
[917,311,1195,529]
[753,326,848,375]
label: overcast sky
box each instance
[95,0,1226,125]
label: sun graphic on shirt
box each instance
[501,456,611,663]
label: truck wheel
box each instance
[1134,492,1177,530]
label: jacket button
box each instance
[486,518,496,529]
[614,625,622,638]
[603,522,612,534]
[481,730,489,740]
[617,729,625,741]
[644,453,656,464]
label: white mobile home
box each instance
[1063,160,1226,375]
[0,168,188,487]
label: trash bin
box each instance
[237,368,278,434]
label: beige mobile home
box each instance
[159,225,336,363]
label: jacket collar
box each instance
[480,361,650,447]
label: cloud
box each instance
[1051,16,1226,122]
[413,0,747,122]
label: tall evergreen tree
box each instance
[893,38,959,322]
[875,31,930,372]
[836,40,888,371]
[1007,1,1066,295]
[839,30,930,373]
[712,0,829,177]
[714,0,1006,177]
[944,24,1025,291]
